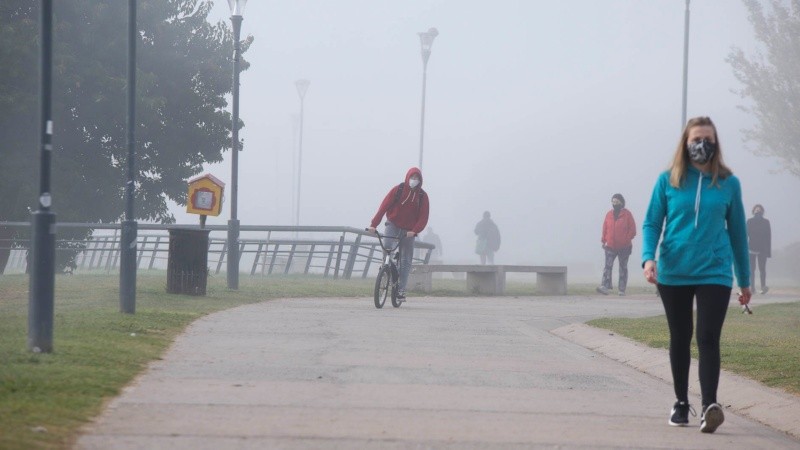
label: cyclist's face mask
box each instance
[687,139,717,165]
[409,177,420,188]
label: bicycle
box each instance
[367,229,405,309]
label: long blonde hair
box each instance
[669,116,733,188]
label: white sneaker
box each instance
[700,403,724,433]
[668,400,695,427]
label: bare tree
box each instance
[728,0,800,177]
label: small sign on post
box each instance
[166,174,225,296]
[186,174,225,227]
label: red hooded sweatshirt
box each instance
[370,167,430,234]
[601,208,637,250]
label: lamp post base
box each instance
[120,220,137,314]
[28,210,56,353]
[227,219,240,290]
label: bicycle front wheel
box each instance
[390,264,402,308]
[374,266,390,309]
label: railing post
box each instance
[324,244,335,278]
[363,243,377,278]
[285,243,297,274]
[343,233,362,280]
[216,241,227,275]
[102,236,112,269]
[423,247,432,264]
[88,238,99,269]
[148,236,161,270]
[251,242,263,276]
[268,243,279,275]
[304,244,315,274]
[110,231,121,272]
[333,235,345,280]
[136,235,147,267]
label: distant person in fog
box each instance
[367,167,430,302]
[596,193,637,296]
[474,211,501,265]
[422,227,443,260]
[746,204,771,294]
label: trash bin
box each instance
[166,228,210,296]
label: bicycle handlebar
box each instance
[365,228,404,253]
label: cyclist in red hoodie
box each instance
[367,167,430,301]
[596,193,637,296]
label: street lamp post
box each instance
[29,0,55,352]
[681,0,690,129]
[120,0,138,314]
[227,0,247,290]
[417,27,438,170]
[294,79,309,227]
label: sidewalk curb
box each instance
[551,322,800,440]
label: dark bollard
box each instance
[166,228,210,296]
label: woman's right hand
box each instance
[643,260,657,284]
[366,227,376,235]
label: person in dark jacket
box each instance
[596,193,637,296]
[474,211,501,264]
[746,204,771,294]
[368,167,430,301]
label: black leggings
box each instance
[657,284,731,407]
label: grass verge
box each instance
[0,273,378,450]
[0,272,551,449]
[3,272,795,448]
[589,301,800,396]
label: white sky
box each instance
[170,0,800,276]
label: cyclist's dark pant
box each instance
[384,221,415,293]
[657,283,731,408]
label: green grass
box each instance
[0,273,378,450]
[589,301,800,396]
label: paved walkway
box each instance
[76,294,800,449]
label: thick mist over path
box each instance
[170,1,800,279]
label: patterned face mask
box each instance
[409,178,420,188]
[687,139,717,164]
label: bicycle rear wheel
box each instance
[374,266,390,308]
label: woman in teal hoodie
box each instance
[642,116,751,434]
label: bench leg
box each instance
[466,271,505,295]
[408,268,432,293]
[537,272,567,295]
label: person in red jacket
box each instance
[596,193,637,296]
[367,167,430,301]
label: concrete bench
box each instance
[409,264,567,295]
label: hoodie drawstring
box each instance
[401,190,416,206]
[694,172,703,229]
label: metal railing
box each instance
[0,222,434,279]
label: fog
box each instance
[170,0,800,281]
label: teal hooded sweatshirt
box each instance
[642,166,750,288]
